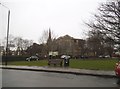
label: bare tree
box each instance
[22,39,33,50]
[39,29,57,44]
[87,0,120,45]
[2,34,15,49]
[13,37,33,55]
[86,30,114,57]
[39,29,58,55]
[39,30,49,44]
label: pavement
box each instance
[0,65,117,78]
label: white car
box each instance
[61,55,70,59]
[26,56,39,61]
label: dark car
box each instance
[115,61,120,77]
[26,56,39,61]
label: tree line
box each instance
[1,0,120,58]
[86,0,120,57]
[0,34,33,55]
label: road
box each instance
[2,69,120,87]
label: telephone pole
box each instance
[0,3,10,66]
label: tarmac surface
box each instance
[0,65,116,78]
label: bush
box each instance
[2,55,28,62]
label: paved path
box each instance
[0,65,116,78]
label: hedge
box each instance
[2,55,29,62]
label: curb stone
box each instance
[0,65,117,78]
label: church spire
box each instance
[47,28,52,52]
[48,28,51,40]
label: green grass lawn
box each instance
[7,60,48,66]
[70,58,118,70]
[6,58,119,71]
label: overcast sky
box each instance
[0,0,106,43]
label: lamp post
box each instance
[0,3,10,66]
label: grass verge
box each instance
[5,58,119,71]
[70,58,118,71]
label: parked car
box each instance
[26,56,39,61]
[105,55,110,58]
[99,55,104,58]
[61,55,70,59]
[115,61,120,77]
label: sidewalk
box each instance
[0,65,116,78]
